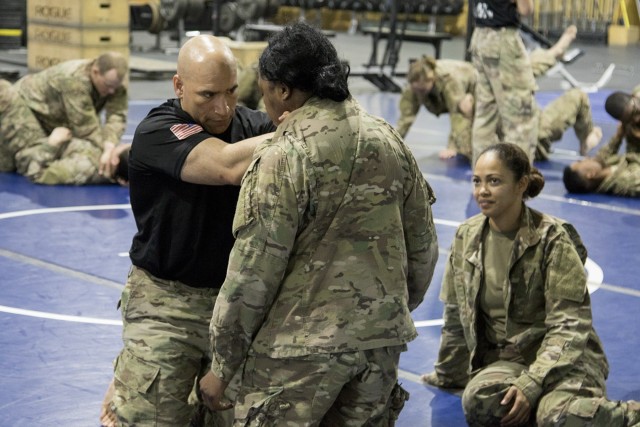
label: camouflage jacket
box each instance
[397,59,475,158]
[14,59,127,149]
[211,95,439,382]
[433,207,608,406]
[596,85,640,159]
[597,152,640,197]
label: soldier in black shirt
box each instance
[100,35,275,427]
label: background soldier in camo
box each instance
[596,85,640,159]
[397,25,600,162]
[470,0,538,164]
[199,22,439,426]
[0,51,128,184]
[563,152,640,197]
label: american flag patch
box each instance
[170,123,203,140]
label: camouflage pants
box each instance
[470,27,538,165]
[0,79,48,172]
[536,88,595,160]
[233,346,408,426]
[15,137,108,185]
[529,48,556,79]
[462,360,629,426]
[112,266,234,427]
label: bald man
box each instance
[103,35,275,426]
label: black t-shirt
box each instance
[128,99,275,288]
[473,0,519,28]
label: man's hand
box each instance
[500,385,531,426]
[99,142,117,178]
[277,110,291,125]
[199,371,233,411]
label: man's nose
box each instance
[212,97,230,115]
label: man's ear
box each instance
[172,74,183,98]
[90,65,100,83]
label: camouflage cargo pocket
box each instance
[565,395,600,419]
[113,348,160,405]
[387,382,410,423]
[111,347,162,424]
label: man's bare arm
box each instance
[181,132,274,185]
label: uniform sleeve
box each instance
[596,123,624,159]
[441,78,473,158]
[210,138,307,381]
[448,113,473,158]
[441,77,466,115]
[403,153,438,311]
[62,81,104,148]
[511,231,594,405]
[605,156,640,197]
[396,86,420,138]
[431,237,472,388]
[101,88,128,145]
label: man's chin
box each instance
[206,120,232,135]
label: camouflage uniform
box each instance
[537,88,596,161]
[470,26,538,164]
[0,79,48,173]
[210,95,439,425]
[114,266,233,427]
[396,49,591,161]
[430,207,636,425]
[596,153,640,197]
[13,138,110,185]
[0,58,127,183]
[596,85,640,159]
[528,48,556,78]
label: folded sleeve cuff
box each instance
[512,374,543,405]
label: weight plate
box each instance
[219,2,238,33]
[159,0,187,25]
[184,0,206,21]
[236,0,257,21]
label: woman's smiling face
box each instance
[472,150,527,231]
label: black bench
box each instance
[351,24,453,92]
[361,25,452,59]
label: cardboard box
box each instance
[27,38,129,71]
[28,23,129,46]
[27,0,130,26]
[608,25,640,45]
[220,38,267,68]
